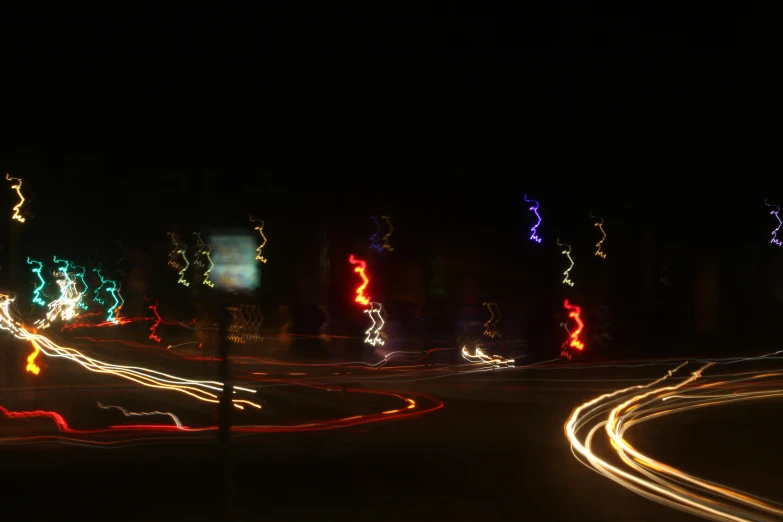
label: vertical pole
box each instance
[218,303,234,521]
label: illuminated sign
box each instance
[207,232,260,293]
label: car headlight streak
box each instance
[147,296,162,342]
[97,402,183,427]
[26,338,41,375]
[461,345,514,368]
[1,295,261,409]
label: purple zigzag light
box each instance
[765,198,782,247]
[523,194,542,243]
[369,216,383,251]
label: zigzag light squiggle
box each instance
[26,258,46,306]
[348,254,371,306]
[556,238,575,286]
[250,216,268,263]
[364,302,385,345]
[765,198,782,247]
[5,173,26,223]
[589,210,607,258]
[523,194,542,243]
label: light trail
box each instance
[348,254,371,306]
[2,294,260,410]
[26,338,41,375]
[764,198,782,246]
[461,345,514,368]
[250,215,268,263]
[370,216,383,251]
[363,302,385,345]
[588,210,607,258]
[26,258,47,306]
[482,301,501,338]
[556,238,575,286]
[1,387,443,446]
[34,257,80,329]
[97,402,183,427]
[523,194,542,243]
[565,359,783,521]
[5,173,26,223]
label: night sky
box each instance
[0,6,776,355]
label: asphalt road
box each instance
[6,343,779,522]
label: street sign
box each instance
[207,231,260,294]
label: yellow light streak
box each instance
[26,339,41,375]
[250,215,268,263]
[565,361,783,521]
[5,173,26,223]
[556,238,575,286]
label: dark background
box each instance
[0,5,777,357]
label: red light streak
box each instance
[147,296,162,342]
[348,254,370,305]
[1,405,72,432]
[1,389,443,444]
[564,299,585,351]
[61,314,133,331]
[62,311,196,333]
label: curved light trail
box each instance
[2,294,260,410]
[565,359,783,521]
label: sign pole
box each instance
[206,228,261,521]
[218,302,234,520]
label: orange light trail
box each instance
[348,254,370,305]
[26,339,41,375]
[589,211,607,258]
[564,299,584,351]
[565,360,783,521]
